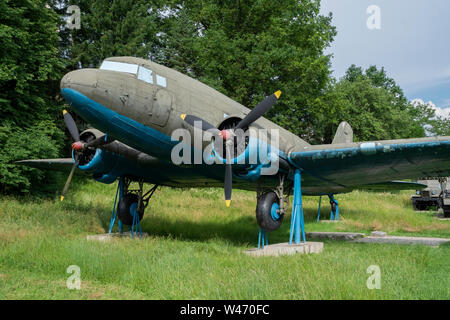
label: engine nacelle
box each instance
[75,129,159,184]
[208,117,289,181]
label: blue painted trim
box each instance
[62,88,176,161]
[291,140,450,162]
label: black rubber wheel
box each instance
[256,191,283,232]
[118,193,144,226]
[443,205,450,218]
[411,199,419,211]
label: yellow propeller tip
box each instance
[225,200,231,207]
[62,109,67,115]
[274,90,282,99]
[180,114,186,120]
[60,196,64,201]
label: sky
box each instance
[320,0,450,114]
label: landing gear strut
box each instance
[255,174,288,232]
[316,194,339,222]
[108,177,158,237]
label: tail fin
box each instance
[332,121,353,144]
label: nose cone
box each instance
[60,69,99,91]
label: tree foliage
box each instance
[1,0,447,195]
[311,65,429,143]
[0,0,65,194]
[160,0,337,140]
[53,0,164,69]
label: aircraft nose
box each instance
[60,69,99,91]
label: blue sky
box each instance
[320,0,450,112]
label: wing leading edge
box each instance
[288,136,450,189]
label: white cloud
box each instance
[411,98,450,119]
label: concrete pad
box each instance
[371,231,387,237]
[244,242,323,257]
[352,236,449,247]
[305,231,365,241]
[87,232,148,242]
[319,220,340,223]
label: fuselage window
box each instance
[100,61,138,74]
[156,74,167,87]
[137,66,153,84]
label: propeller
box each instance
[60,110,80,201]
[180,90,281,206]
[60,110,112,201]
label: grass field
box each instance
[0,177,449,299]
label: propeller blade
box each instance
[235,90,281,130]
[60,160,78,201]
[224,142,232,207]
[83,135,114,149]
[63,110,80,141]
[181,114,221,135]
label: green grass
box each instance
[0,179,449,299]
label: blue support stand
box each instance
[316,196,322,223]
[129,202,143,238]
[107,177,145,238]
[329,194,339,221]
[108,177,124,234]
[258,228,268,249]
[289,169,306,244]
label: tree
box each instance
[311,65,428,143]
[161,0,336,141]
[53,0,164,69]
[0,0,65,193]
[411,99,450,137]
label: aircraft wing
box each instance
[15,158,76,172]
[288,136,450,189]
[355,181,427,191]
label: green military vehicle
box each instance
[411,178,450,217]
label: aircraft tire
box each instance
[443,205,450,218]
[256,191,283,232]
[118,193,144,225]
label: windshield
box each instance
[100,61,138,74]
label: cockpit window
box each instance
[156,74,167,87]
[100,61,138,74]
[138,66,153,84]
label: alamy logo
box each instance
[66,265,81,290]
[170,127,280,175]
[367,5,381,30]
[66,5,81,30]
[366,265,381,289]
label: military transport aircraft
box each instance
[17,56,450,232]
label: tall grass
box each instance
[0,179,448,299]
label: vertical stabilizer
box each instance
[332,121,353,144]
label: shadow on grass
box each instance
[73,200,343,246]
[138,213,297,247]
